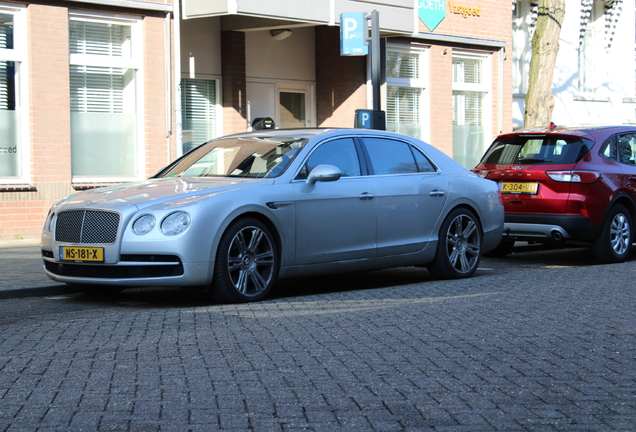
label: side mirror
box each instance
[306,164,342,185]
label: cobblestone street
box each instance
[1,257,635,431]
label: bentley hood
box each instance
[53,177,272,211]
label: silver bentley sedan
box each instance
[42,129,503,303]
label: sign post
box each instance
[340,11,385,130]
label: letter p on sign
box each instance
[340,13,368,56]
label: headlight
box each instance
[161,211,191,236]
[132,214,156,236]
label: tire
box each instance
[592,204,632,264]
[428,208,483,279]
[485,239,515,257]
[211,218,279,303]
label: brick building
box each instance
[1,0,513,239]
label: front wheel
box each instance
[428,208,482,279]
[592,204,632,264]
[211,218,279,303]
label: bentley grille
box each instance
[55,210,120,244]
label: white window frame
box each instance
[180,76,222,154]
[578,1,607,95]
[452,51,492,169]
[0,4,28,184]
[384,44,430,143]
[512,0,535,95]
[69,12,144,183]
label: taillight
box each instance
[546,170,601,184]
[471,169,489,179]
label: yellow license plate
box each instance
[500,182,539,194]
[60,246,104,262]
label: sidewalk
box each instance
[0,238,79,299]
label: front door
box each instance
[279,90,309,128]
[293,137,376,265]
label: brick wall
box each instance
[315,26,367,128]
[144,16,174,172]
[0,4,72,239]
[221,31,247,134]
[0,5,174,240]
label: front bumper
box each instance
[41,248,212,286]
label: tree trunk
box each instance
[524,0,566,128]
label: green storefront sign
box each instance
[418,0,446,31]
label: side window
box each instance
[618,134,636,165]
[412,147,437,172]
[297,138,361,179]
[601,135,619,161]
[362,138,418,175]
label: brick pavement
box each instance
[0,249,635,431]
[0,238,76,299]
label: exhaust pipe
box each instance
[551,230,564,242]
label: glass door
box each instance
[278,90,307,128]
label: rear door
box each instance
[359,137,448,256]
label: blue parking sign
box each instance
[340,13,368,56]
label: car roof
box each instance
[499,125,634,139]
[213,128,414,141]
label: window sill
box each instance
[72,182,128,191]
[0,184,37,192]
[573,94,610,102]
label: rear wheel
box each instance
[428,208,482,279]
[211,218,279,303]
[592,204,632,264]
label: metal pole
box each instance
[368,10,381,112]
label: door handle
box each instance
[429,190,446,197]
[358,192,375,200]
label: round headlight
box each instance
[161,211,191,236]
[132,214,156,236]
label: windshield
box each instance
[155,137,306,178]
[480,135,592,165]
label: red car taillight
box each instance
[471,169,489,179]
[545,170,601,184]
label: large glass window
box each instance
[385,47,428,141]
[0,9,24,180]
[69,16,140,180]
[578,0,607,94]
[452,53,491,169]
[512,0,536,94]
[181,78,218,153]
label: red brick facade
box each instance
[221,31,247,135]
[0,3,173,239]
[315,26,368,128]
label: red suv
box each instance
[473,125,636,263]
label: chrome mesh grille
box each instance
[55,210,120,244]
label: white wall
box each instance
[514,0,636,128]
[245,27,315,81]
[180,17,222,79]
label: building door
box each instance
[278,89,309,128]
[247,83,314,130]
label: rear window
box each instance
[480,135,592,165]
